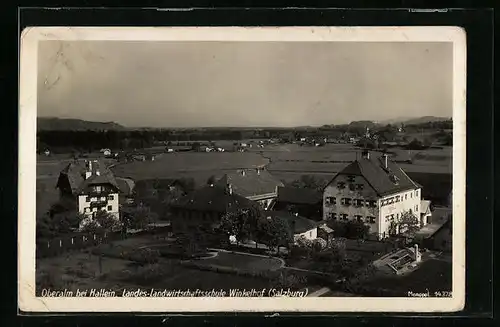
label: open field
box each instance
[109,144,452,181]
[111,152,269,180]
[36,143,452,217]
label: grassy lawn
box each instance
[36,251,138,294]
[36,248,274,293]
[198,251,283,272]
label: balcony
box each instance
[89,199,108,209]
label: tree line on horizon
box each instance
[36,120,453,154]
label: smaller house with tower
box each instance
[56,160,121,228]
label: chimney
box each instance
[414,244,421,262]
[256,167,261,175]
[382,154,388,168]
[85,160,92,179]
[241,170,246,177]
[93,160,101,176]
[228,183,233,195]
[362,150,370,160]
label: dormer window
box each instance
[389,174,399,185]
[347,176,355,183]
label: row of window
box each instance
[380,190,419,207]
[325,197,377,207]
[384,207,419,222]
[84,205,113,213]
[86,195,115,202]
[328,212,376,224]
[337,182,364,191]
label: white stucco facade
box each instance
[378,188,422,236]
[78,192,119,220]
[323,174,381,235]
[323,173,421,239]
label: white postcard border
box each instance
[19,26,466,313]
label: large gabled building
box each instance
[56,160,121,226]
[214,168,284,210]
[169,182,260,233]
[323,151,429,239]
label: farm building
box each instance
[423,216,452,252]
[214,168,284,210]
[273,186,323,221]
[317,223,335,243]
[323,150,431,240]
[169,182,260,233]
[265,210,319,243]
[56,160,121,228]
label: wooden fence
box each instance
[36,231,120,258]
[36,225,173,258]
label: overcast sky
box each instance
[37,41,452,128]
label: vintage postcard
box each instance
[19,26,466,313]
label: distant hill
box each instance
[403,116,452,125]
[37,117,126,131]
[348,120,380,128]
[380,116,451,126]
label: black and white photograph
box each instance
[18,26,466,312]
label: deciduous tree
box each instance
[220,208,260,245]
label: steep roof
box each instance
[276,186,322,205]
[171,184,259,213]
[57,160,120,195]
[215,168,284,198]
[328,155,421,197]
[116,178,135,196]
[266,210,318,234]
